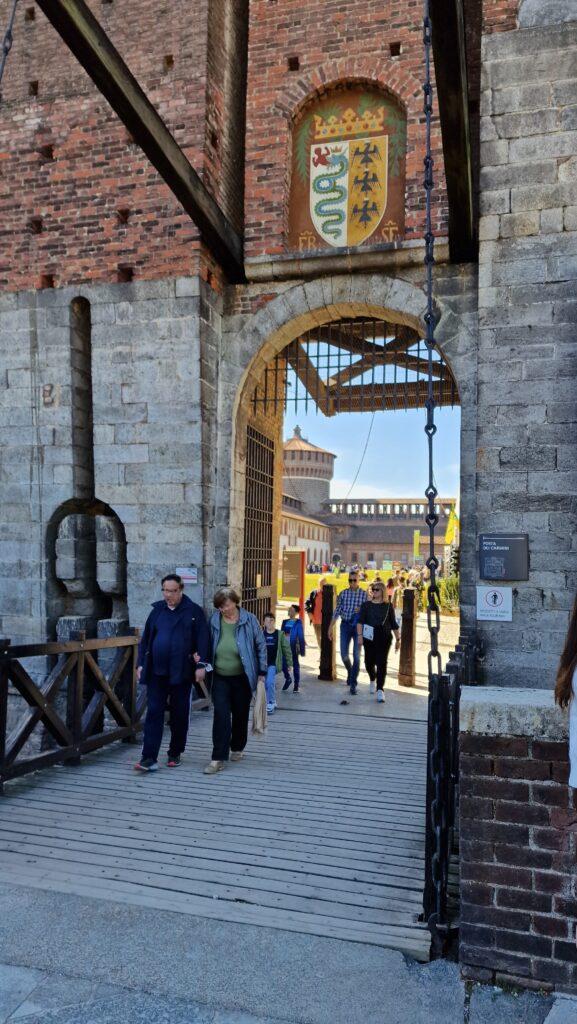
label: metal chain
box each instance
[0,0,19,90]
[422,0,442,680]
[422,0,450,953]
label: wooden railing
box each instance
[0,630,213,792]
[0,631,147,791]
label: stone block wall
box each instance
[0,277,207,642]
[460,687,577,992]
[477,20,577,686]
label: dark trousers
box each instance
[282,643,300,687]
[142,674,192,761]
[212,672,253,761]
[363,637,392,690]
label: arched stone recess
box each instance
[46,497,128,641]
[216,272,477,628]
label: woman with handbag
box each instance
[357,580,400,703]
[204,587,267,775]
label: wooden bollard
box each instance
[319,584,337,681]
[398,588,416,687]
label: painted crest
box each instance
[309,107,388,247]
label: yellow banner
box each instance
[445,507,459,546]
[413,530,421,559]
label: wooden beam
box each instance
[430,0,476,262]
[35,0,244,282]
[328,353,442,388]
[329,380,459,411]
[286,342,332,415]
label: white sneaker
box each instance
[377,691,385,703]
[266,703,275,714]
[369,681,376,694]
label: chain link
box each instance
[0,0,19,91]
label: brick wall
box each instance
[460,688,577,992]
[0,0,246,290]
[483,0,520,34]
[244,0,448,260]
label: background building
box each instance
[323,498,455,568]
[279,494,331,567]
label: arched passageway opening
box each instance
[235,313,460,627]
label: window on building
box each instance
[351,551,358,563]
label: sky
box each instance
[284,406,461,500]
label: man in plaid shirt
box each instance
[328,571,367,694]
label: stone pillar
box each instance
[459,687,577,993]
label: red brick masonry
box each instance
[460,728,577,992]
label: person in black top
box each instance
[357,579,400,703]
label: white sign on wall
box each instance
[476,585,513,622]
[176,566,198,585]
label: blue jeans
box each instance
[340,620,360,689]
[282,644,300,688]
[265,664,278,706]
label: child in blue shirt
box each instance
[280,605,306,693]
[263,612,292,713]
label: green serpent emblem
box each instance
[313,154,349,239]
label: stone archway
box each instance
[215,270,476,630]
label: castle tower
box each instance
[282,427,335,517]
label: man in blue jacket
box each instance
[134,574,209,772]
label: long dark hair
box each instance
[555,595,577,708]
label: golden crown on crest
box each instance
[313,106,385,141]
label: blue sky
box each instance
[284,406,461,500]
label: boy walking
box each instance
[262,612,292,713]
[280,604,306,693]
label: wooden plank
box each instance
[7,662,73,748]
[4,654,77,765]
[0,836,424,919]
[1,802,426,859]
[0,636,138,659]
[430,0,476,261]
[1,667,430,959]
[0,863,430,960]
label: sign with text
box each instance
[281,549,306,621]
[281,550,305,600]
[476,585,513,622]
[479,534,529,581]
[176,566,198,585]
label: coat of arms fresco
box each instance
[288,88,406,253]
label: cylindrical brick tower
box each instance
[282,426,335,517]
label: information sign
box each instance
[479,534,529,581]
[176,566,198,585]
[282,550,305,599]
[476,585,513,622]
